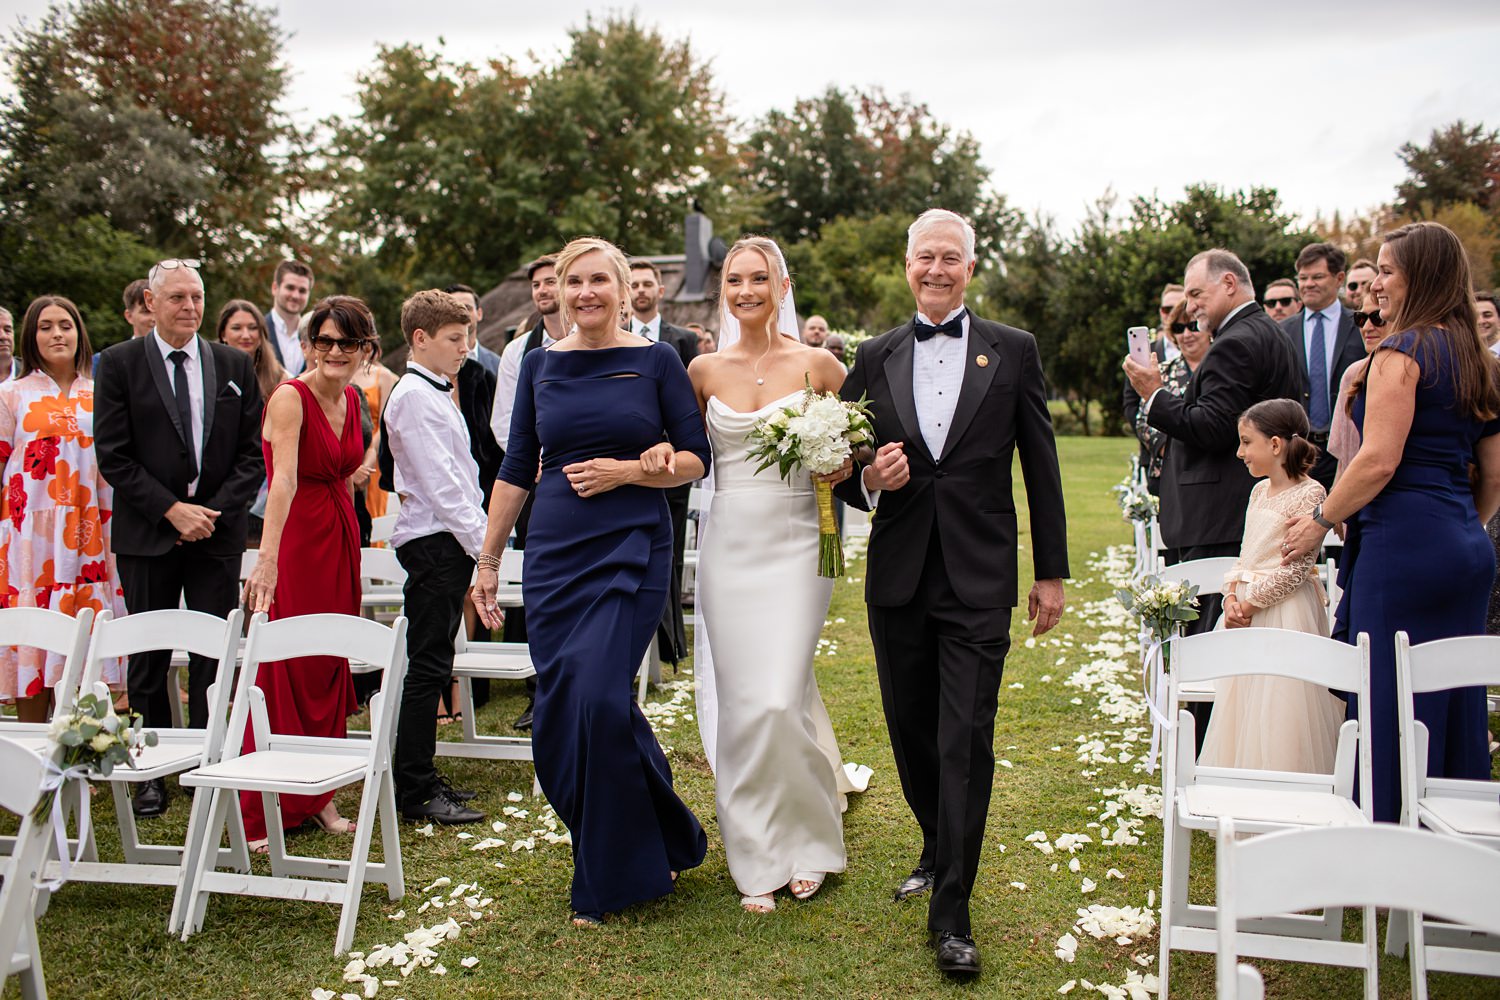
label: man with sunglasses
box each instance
[1123,284,1182,466]
[1283,243,1367,489]
[1261,278,1301,323]
[94,259,265,818]
[1343,258,1377,309]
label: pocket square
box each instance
[226,380,242,396]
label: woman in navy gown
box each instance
[472,236,710,924]
[1286,221,1500,822]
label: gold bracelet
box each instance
[476,553,501,571]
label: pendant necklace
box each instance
[750,336,773,385]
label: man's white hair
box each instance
[907,209,976,264]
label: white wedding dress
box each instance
[696,393,858,897]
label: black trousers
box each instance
[659,483,691,663]
[394,532,473,805]
[867,528,1012,936]
[115,547,239,730]
[1164,540,1239,750]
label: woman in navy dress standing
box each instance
[472,236,710,925]
[1285,221,1500,822]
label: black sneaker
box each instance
[513,700,534,731]
[436,772,478,802]
[402,787,484,825]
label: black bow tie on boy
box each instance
[914,312,966,341]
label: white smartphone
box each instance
[1126,326,1152,367]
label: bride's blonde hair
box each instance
[719,236,790,330]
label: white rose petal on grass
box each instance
[1107,869,1125,880]
[491,820,507,833]
[1009,881,1027,891]
[386,909,404,920]
[999,759,1013,769]
[1068,857,1081,873]
[415,823,434,837]
[1054,932,1079,962]
[506,791,523,802]
[1059,982,1077,995]
[1081,877,1098,893]
[312,990,337,1000]
[460,956,479,969]
[1008,682,1024,690]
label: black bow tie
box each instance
[914,313,965,341]
[410,369,453,393]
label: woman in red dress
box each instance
[240,296,375,848]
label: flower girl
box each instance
[1197,399,1346,772]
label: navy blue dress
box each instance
[498,342,710,915]
[1344,328,1496,823]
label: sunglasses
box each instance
[309,335,369,354]
[1346,281,1367,292]
[1170,320,1199,334]
[1351,310,1386,328]
[1158,305,1174,315]
[1263,297,1297,309]
[148,258,202,280]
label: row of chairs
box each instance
[1157,626,1500,998]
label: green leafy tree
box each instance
[1394,120,1500,216]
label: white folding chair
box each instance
[1383,632,1500,990]
[369,513,397,545]
[1158,628,1372,999]
[1157,557,1239,704]
[444,628,536,768]
[1216,821,1500,999]
[1320,557,1340,634]
[173,613,408,955]
[162,553,259,729]
[0,736,59,1000]
[358,546,406,624]
[49,609,250,889]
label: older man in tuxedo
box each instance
[836,209,1069,979]
[94,259,264,817]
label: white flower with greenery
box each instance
[37,683,157,821]
[1114,575,1199,644]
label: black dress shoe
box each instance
[436,772,478,802]
[402,787,484,825]
[513,700,534,731]
[894,866,935,902]
[132,778,168,818]
[931,930,981,977]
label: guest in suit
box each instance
[835,209,1069,979]
[1125,249,1301,633]
[263,260,314,376]
[1261,277,1301,323]
[1343,257,1378,308]
[445,283,501,377]
[627,259,698,665]
[94,259,265,817]
[1283,243,1368,489]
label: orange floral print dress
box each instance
[0,371,127,700]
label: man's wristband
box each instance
[1311,504,1335,530]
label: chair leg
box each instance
[18,924,46,1000]
[1408,909,1429,1000]
[262,791,289,877]
[222,795,252,873]
[1385,907,1409,957]
[377,772,404,901]
[111,782,145,865]
[335,781,382,955]
[181,790,232,940]
[1158,821,1177,1000]
[1362,905,1378,1000]
[168,782,213,935]
[456,677,478,741]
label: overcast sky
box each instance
[3,0,1498,231]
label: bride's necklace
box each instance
[743,334,775,385]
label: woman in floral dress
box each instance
[0,296,127,720]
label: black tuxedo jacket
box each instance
[458,357,502,503]
[834,314,1070,609]
[94,335,265,556]
[1280,307,1366,422]
[1149,303,1301,548]
[658,321,699,369]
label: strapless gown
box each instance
[696,393,855,896]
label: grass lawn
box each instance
[23,436,1500,999]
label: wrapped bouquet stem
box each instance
[746,376,875,578]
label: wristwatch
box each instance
[1311,504,1335,530]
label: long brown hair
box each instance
[19,295,93,379]
[215,299,286,400]
[1354,221,1499,421]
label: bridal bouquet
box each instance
[36,683,157,821]
[1115,575,1200,646]
[746,378,875,577]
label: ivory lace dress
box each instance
[1197,478,1345,772]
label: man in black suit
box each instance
[627,259,698,665]
[94,259,264,817]
[1283,243,1366,489]
[1126,249,1301,625]
[836,209,1069,979]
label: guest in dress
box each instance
[687,236,860,913]
[1285,221,1500,822]
[0,296,127,720]
[1133,299,1210,498]
[1199,399,1344,772]
[473,236,710,927]
[239,296,375,849]
[1325,291,1391,481]
[216,300,286,547]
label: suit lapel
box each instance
[144,338,190,448]
[199,337,218,447]
[881,325,933,464]
[1330,312,1359,395]
[1290,310,1310,382]
[939,320,1000,463]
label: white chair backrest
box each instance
[498,548,524,584]
[0,734,51,991]
[1157,556,1238,594]
[1215,820,1500,993]
[1394,631,1500,826]
[0,735,47,819]
[370,513,398,545]
[239,550,258,582]
[359,547,406,586]
[0,606,95,716]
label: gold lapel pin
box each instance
[976,355,990,368]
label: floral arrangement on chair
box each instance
[36,683,157,821]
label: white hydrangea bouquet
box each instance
[746,377,875,577]
[36,683,157,821]
[1115,574,1200,645]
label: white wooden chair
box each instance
[47,609,250,889]
[0,735,60,1000]
[357,546,406,626]
[444,627,536,769]
[1223,965,1263,1000]
[1157,628,1372,999]
[1383,631,1500,989]
[1215,821,1500,999]
[1156,556,1238,704]
[173,613,408,955]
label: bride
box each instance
[688,236,862,913]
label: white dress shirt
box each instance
[1301,300,1342,378]
[152,329,205,496]
[267,310,305,376]
[912,306,969,459]
[385,361,487,558]
[489,328,556,451]
[632,316,660,342]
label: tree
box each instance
[1394,120,1500,217]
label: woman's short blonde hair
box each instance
[719,236,790,324]
[555,237,632,332]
